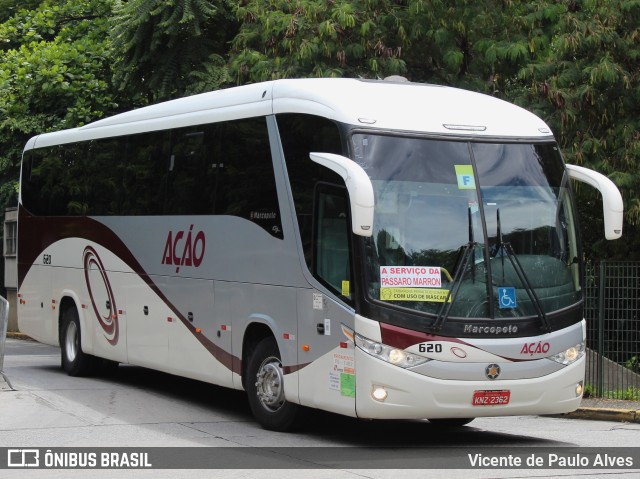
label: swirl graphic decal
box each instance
[83,246,119,345]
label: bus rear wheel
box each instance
[60,306,95,377]
[246,337,300,431]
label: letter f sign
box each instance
[454,165,476,190]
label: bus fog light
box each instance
[372,386,388,402]
[576,381,583,397]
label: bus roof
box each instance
[26,78,553,150]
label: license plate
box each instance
[472,390,511,406]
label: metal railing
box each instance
[584,261,640,399]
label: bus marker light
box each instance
[340,342,348,349]
[443,124,487,132]
[372,386,388,402]
[576,382,583,396]
[302,344,310,352]
[195,328,201,334]
[341,325,354,342]
[167,317,173,323]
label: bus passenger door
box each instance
[297,185,357,417]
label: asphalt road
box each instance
[1,338,639,478]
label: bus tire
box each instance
[60,306,95,377]
[246,336,300,431]
[428,418,474,427]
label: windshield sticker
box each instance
[330,352,355,397]
[455,164,476,190]
[340,373,355,397]
[498,287,517,309]
[341,280,350,297]
[380,266,442,288]
[380,288,452,302]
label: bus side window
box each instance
[165,127,212,215]
[314,184,352,300]
[214,118,284,238]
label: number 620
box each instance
[418,343,442,353]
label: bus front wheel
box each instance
[60,306,95,376]
[246,337,300,431]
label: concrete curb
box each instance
[561,407,640,423]
[5,332,32,340]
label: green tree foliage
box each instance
[0,0,43,23]
[230,0,408,81]
[0,0,119,209]
[400,0,536,91]
[110,0,238,101]
[509,0,640,259]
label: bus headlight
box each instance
[548,341,585,365]
[355,333,430,368]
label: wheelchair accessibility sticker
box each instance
[498,287,517,309]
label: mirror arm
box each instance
[566,164,623,240]
[310,152,374,237]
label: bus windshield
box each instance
[354,134,582,321]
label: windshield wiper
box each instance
[494,209,551,332]
[433,207,476,331]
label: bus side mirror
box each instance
[566,164,623,240]
[310,152,374,237]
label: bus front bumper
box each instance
[354,347,585,420]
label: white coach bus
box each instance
[18,78,623,430]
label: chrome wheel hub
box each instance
[255,357,285,412]
[65,321,78,362]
